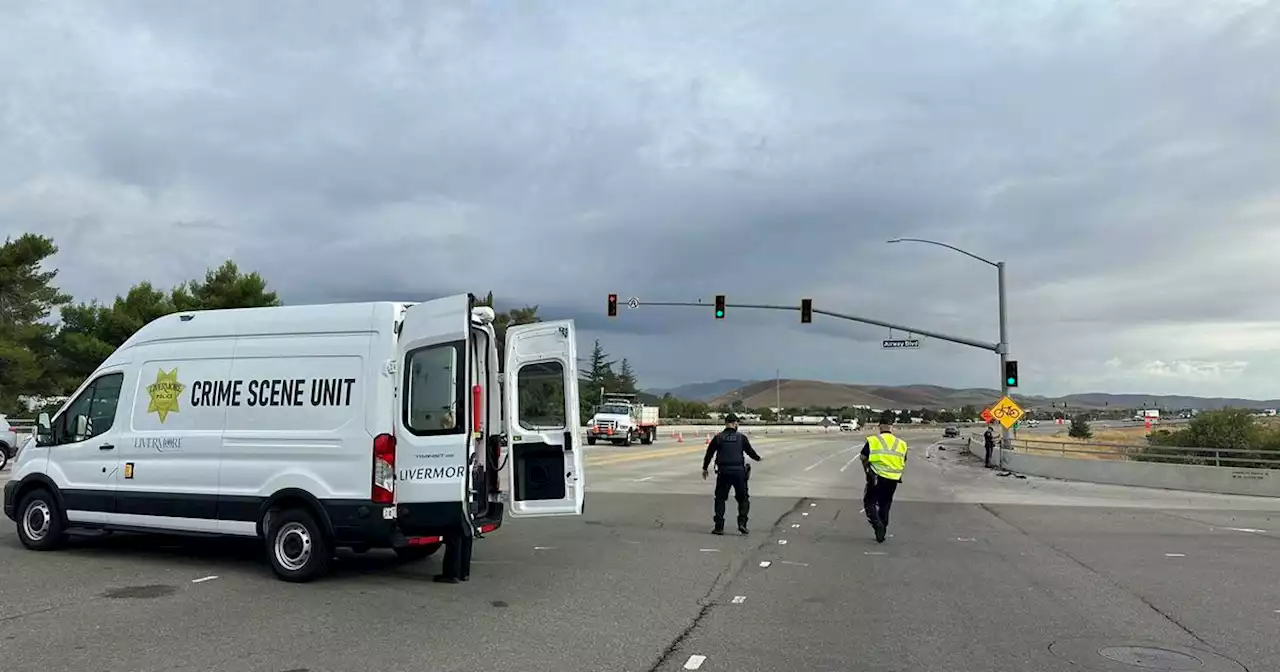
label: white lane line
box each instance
[684,655,707,670]
[802,512,810,517]
[731,595,746,604]
[781,560,809,567]
[778,539,788,545]
[957,537,977,542]
[1165,553,1186,557]
[804,446,857,471]
[191,575,219,584]
[759,561,772,568]
[1224,527,1267,534]
[810,502,817,507]
[698,548,720,553]
[534,546,556,550]
[791,524,800,528]
[864,551,886,556]
[633,476,655,482]
[839,455,862,472]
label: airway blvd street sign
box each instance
[882,339,921,349]
[989,395,1024,429]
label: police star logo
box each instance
[146,368,185,423]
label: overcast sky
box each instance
[4,0,1279,399]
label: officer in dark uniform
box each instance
[701,413,762,535]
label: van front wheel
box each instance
[17,489,66,551]
[265,508,332,582]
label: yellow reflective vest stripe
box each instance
[867,433,908,481]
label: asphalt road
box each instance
[3,428,1280,671]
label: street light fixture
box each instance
[886,237,1011,445]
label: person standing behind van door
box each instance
[435,523,474,584]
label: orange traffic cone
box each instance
[677,433,684,443]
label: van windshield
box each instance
[596,404,631,415]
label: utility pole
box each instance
[775,368,781,419]
[888,238,1013,456]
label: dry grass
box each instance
[1013,424,1152,461]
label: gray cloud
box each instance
[4,0,1280,398]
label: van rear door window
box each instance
[404,341,464,435]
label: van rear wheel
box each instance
[265,508,332,582]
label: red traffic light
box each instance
[607,294,618,317]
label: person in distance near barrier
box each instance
[861,411,909,543]
[702,413,762,535]
[983,423,996,469]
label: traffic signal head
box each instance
[607,294,618,317]
[1004,360,1019,387]
[800,298,812,323]
[714,294,725,319]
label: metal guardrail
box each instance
[1007,437,1280,469]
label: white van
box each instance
[3,294,584,581]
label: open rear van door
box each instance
[504,320,583,517]
[394,294,471,507]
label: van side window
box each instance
[516,361,566,431]
[404,342,464,435]
[52,373,125,445]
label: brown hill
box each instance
[706,379,1280,411]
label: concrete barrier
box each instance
[1003,450,1280,498]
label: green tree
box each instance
[959,405,977,421]
[918,407,938,423]
[474,292,541,359]
[55,260,282,383]
[0,234,72,409]
[1068,415,1092,439]
[897,409,912,424]
[616,358,638,394]
[938,409,957,423]
[171,261,279,311]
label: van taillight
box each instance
[372,433,396,504]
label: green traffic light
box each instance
[1006,377,1016,385]
[716,310,724,317]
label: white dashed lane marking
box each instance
[684,654,707,670]
[759,561,772,568]
[191,575,219,584]
[731,595,746,604]
[1165,553,1186,557]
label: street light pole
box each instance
[887,238,1012,455]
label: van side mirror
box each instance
[74,415,89,440]
[38,413,50,431]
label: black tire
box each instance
[16,488,67,551]
[640,431,652,445]
[394,543,442,561]
[587,437,597,446]
[264,508,332,583]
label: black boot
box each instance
[711,527,724,535]
[874,522,887,543]
[433,574,460,584]
[738,523,749,535]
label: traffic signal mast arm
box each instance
[628,299,1001,353]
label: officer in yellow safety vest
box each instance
[860,411,909,543]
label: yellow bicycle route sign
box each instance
[989,395,1024,429]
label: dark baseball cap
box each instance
[878,411,896,426]
[724,413,740,423]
